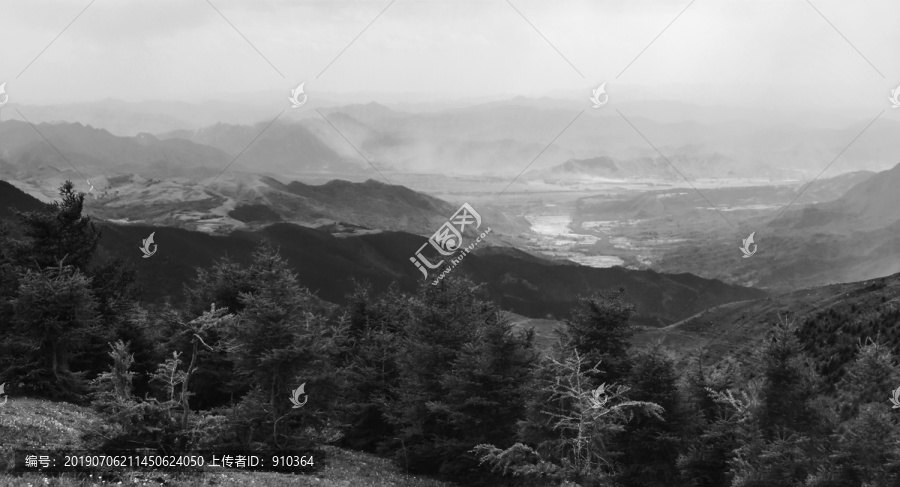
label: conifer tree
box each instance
[223,242,332,447]
[13,180,100,272]
[757,318,822,435]
[381,277,538,478]
[4,263,100,399]
[562,287,636,386]
[338,283,407,451]
[474,349,662,485]
[618,343,681,487]
[675,357,738,487]
[835,338,900,419]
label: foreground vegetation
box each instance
[0,398,454,486]
[1,181,900,486]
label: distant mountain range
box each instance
[0,118,529,235]
[159,121,364,175]
[575,170,875,223]
[5,100,899,187]
[0,120,230,180]
[1,179,764,327]
[59,171,529,236]
[310,101,900,178]
[652,162,900,291]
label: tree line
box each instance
[1,181,900,486]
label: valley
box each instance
[4,2,900,484]
[0,103,897,319]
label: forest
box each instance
[2,181,900,487]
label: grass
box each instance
[0,398,457,487]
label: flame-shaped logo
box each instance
[289,383,308,409]
[0,82,8,108]
[890,386,900,409]
[589,82,608,108]
[139,232,157,259]
[289,82,307,108]
[739,232,757,258]
[0,383,8,406]
[87,179,94,193]
[890,84,900,109]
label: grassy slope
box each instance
[634,272,900,369]
[0,398,456,487]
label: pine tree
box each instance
[223,242,332,447]
[175,304,234,430]
[4,263,100,399]
[337,283,407,451]
[426,308,538,478]
[474,349,662,485]
[675,357,738,487]
[72,256,146,381]
[835,338,900,420]
[0,222,19,329]
[183,255,253,316]
[562,287,636,386]
[380,277,538,479]
[618,343,681,487]
[757,318,822,436]
[819,403,900,486]
[381,278,490,473]
[716,318,826,486]
[13,180,100,272]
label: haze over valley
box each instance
[3,1,900,485]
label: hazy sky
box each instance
[1,0,898,113]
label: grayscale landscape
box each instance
[1,1,899,486]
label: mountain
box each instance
[9,98,900,180]
[636,272,900,384]
[0,120,231,181]
[651,163,900,292]
[528,155,680,181]
[93,222,765,327]
[576,170,875,223]
[8,101,197,136]
[314,101,900,178]
[779,162,900,232]
[1,179,764,327]
[159,121,363,175]
[69,172,529,236]
[0,179,48,220]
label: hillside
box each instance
[635,272,900,383]
[0,120,230,179]
[1,179,765,327]
[71,173,529,236]
[778,160,900,232]
[159,121,363,175]
[91,221,764,327]
[651,163,900,291]
[0,179,48,219]
[0,398,455,487]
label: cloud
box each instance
[0,0,895,110]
